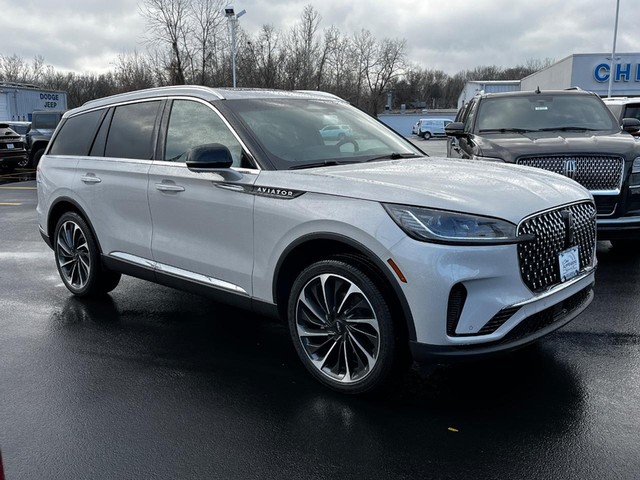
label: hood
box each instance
[256,157,592,224]
[474,130,640,163]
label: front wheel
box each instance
[287,259,396,394]
[31,148,44,168]
[54,212,121,297]
[423,131,432,140]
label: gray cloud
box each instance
[1,0,638,75]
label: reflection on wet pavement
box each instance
[0,169,36,186]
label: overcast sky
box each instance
[2,0,639,76]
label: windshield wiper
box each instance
[365,152,421,162]
[537,126,598,132]
[478,128,538,133]
[288,159,360,170]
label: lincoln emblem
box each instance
[564,159,577,179]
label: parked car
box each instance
[0,123,28,173]
[417,118,452,139]
[446,89,640,249]
[319,124,352,140]
[26,110,64,168]
[602,97,640,137]
[4,121,32,167]
[37,86,596,393]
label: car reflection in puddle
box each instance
[0,169,36,186]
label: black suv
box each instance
[0,123,28,173]
[26,110,64,168]
[446,89,640,248]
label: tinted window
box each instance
[49,110,104,156]
[33,113,60,129]
[164,100,244,166]
[624,104,640,122]
[105,101,160,160]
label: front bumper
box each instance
[410,282,593,361]
[388,236,596,356]
[597,216,640,240]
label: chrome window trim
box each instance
[109,252,248,295]
[162,95,261,172]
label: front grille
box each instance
[593,196,617,216]
[517,202,596,292]
[516,155,623,191]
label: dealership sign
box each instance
[594,63,640,83]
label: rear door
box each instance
[47,102,160,262]
[148,98,258,296]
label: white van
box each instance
[418,117,452,139]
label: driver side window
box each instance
[164,100,247,167]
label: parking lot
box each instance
[1,144,640,478]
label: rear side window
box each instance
[48,110,104,156]
[105,101,161,160]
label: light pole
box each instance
[225,5,246,88]
[607,0,621,98]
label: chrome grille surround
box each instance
[516,155,624,193]
[517,201,596,292]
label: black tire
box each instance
[32,148,44,168]
[423,131,432,140]
[287,258,396,394]
[53,212,121,297]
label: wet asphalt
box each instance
[1,157,639,479]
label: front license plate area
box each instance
[559,245,580,282]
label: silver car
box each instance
[37,87,597,393]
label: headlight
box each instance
[383,204,523,245]
[472,154,504,162]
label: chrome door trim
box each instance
[109,251,248,295]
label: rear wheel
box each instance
[54,212,121,297]
[288,259,396,394]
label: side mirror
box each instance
[622,118,640,134]
[445,121,466,137]
[185,143,233,170]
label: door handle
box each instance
[81,175,101,184]
[155,183,185,192]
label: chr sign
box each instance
[594,63,640,83]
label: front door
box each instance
[148,99,258,296]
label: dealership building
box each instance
[522,52,640,96]
[457,53,640,108]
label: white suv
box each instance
[37,86,597,393]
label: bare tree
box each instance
[139,0,191,84]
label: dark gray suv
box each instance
[446,89,640,248]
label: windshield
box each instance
[225,98,421,169]
[476,94,618,133]
[33,113,60,129]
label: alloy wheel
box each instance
[295,273,380,384]
[56,220,91,290]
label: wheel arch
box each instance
[47,197,105,255]
[273,233,416,341]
